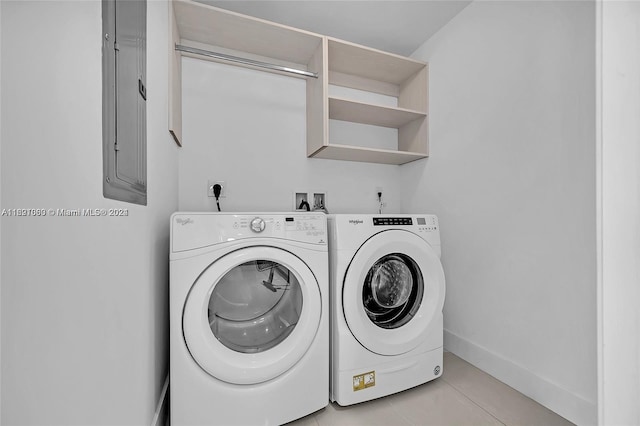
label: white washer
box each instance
[170,212,328,425]
[328,214,445,406]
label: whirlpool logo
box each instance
[176,218,194,226]
[348,219,364,225]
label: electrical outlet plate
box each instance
[208,180,226,198]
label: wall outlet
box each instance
[207,180,227,198]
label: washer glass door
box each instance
[183,246,321,385]
[362,253,424,329]
[342,230,445,356]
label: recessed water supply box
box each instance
[293,191,327,212]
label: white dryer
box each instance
[328,214,445,406]
[170,212,328,425]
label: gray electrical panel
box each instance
[102,0,147,205]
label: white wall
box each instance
[179,57,403,214]
[0,1,178,424]
[0,2,3,422]
[402,2,597,424]
[598,2,640,424]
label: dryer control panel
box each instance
[171,212,327,252]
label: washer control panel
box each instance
[371,216,438,233]
[329,214,441,255]
[373,217,413,226]
[415,216,439,232]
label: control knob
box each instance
[250,217,266,233]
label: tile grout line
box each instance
[440,377,508,426]
[385,396,423,426]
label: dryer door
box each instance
[183,246,322,385]
[343,230,445,356]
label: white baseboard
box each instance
[444,329,597,426]
[152,374,169,426]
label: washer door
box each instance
[343,230,445,356]
[183,246,321,384]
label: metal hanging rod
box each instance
[175,44,318,79]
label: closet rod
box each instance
[175,44,318,79]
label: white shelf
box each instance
[169,0,323,146]
[308,38,429,164]
[172,0,322,66]
[169,1,429,165]
[327,37,426,87]
[329,96,426,128]
[311,144,427,165]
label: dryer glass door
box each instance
[183,246,322,385]
[209,260,303,354]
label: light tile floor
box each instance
[287,352,574,426]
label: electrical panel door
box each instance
[102,0,147,205]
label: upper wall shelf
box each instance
[169,0,323,146]
[327,38,427,89]
[328,97,426,128]
[172,0,322,65]
[169,1,429,165]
